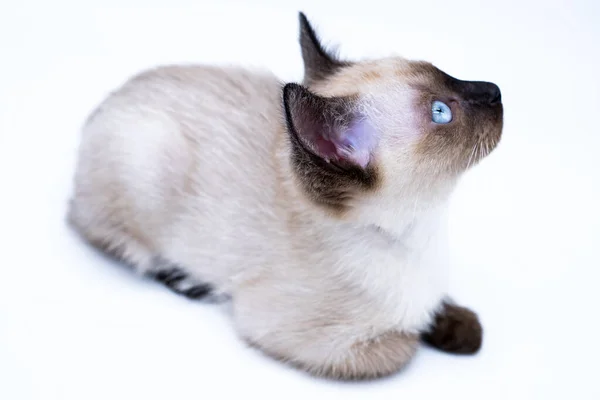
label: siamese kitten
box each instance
[68,12,502,380]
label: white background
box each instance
[1,0,599,399]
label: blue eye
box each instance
[432,100,452,124]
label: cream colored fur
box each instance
[68,61,453,379]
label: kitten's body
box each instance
[71,63,446,353]
[68,14,501,379]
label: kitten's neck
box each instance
[272,112,455,249]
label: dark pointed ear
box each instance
[298,12,350,85]
[283,83,377,170]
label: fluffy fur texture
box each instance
[67,12,503,380]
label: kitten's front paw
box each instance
[422,302,482,354]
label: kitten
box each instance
[67,12,502,380]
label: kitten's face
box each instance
[283,13,503,216]
[395,60,503,175]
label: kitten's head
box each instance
[283,13,503,221]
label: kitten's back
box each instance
[69,65,286,281]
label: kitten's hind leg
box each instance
[67,199,155,273]
[68,201,213,301]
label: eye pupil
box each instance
[431,101,452,124]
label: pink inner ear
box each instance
[313,136,338,162]
[330,117,377,169]
[287,83,378,169]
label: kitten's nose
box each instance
[487,83,502,105]
[472,81,501,105]
[458,80,502,105]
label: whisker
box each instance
[467,143,478,169]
